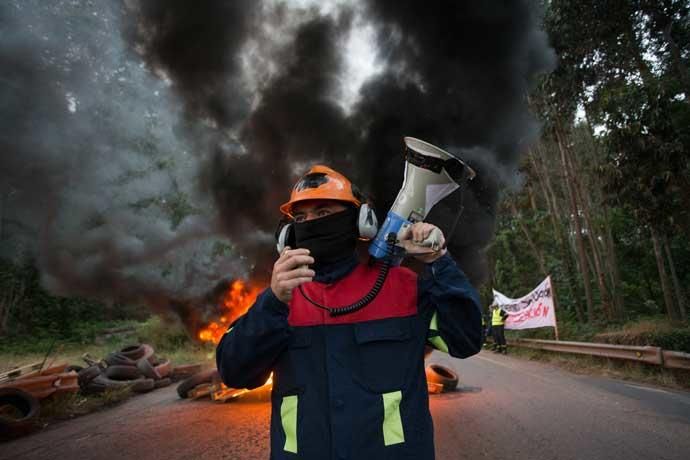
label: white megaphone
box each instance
[368,137,476,263]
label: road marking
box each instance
[475,354,553,384]
[623,383,671,395]
[623,383,690,406]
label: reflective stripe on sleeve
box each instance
[382,391,405,446]
[428,311,449,353]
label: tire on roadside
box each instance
[104,352,137,367]
[170,364,203,381]
[119,345,146,360]
[0,388,40,441]
[139,344,155,363]
[137,357,161,380]
[153,359,172,379]
[77,365,102,388]
[425,364,459,392]
[176,369,220,399]
[86,374,155,394]
[154,378,172,389]
[105,365,142,381]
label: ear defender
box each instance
[358,203,378,240]
[276,222,295,254]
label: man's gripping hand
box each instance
[270,247,315,304]
[399,222,447,264]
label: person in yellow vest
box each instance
[491,302,509,354]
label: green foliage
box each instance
[135,316,193,352]
[594,317,690,352]
[0,257,148,342]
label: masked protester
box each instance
[216,165,482,460]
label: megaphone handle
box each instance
[418,227,444,251]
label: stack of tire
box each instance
[76,344,172,394]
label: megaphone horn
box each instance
[368,137,475,263]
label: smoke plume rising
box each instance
[1,0,555,325]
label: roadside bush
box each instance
[135,315,192,352]
[594,318,690,353]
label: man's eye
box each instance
[294,215,305,223]
[317,210,330,217]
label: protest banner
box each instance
[493,276,559,339]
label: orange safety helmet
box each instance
[280,165,362,216]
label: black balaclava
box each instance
[293,206,359,265]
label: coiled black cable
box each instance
[298,233,397,317]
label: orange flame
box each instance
[198,279,263,344]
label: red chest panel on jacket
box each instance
[288,264,418,326]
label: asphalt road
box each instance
[2,350,689,460]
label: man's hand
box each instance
[271,247,315,304]
[399,222,447,264]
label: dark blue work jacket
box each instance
[216,253,482,460]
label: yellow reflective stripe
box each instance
[223,327,234,335]
[382,391,405,446]
[429,335,449,353]
[281,395,298,453]
[428,311,449,353]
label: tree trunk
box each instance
[564,144,614,319]
[602,205,625,316]
[650,225,679,322]
[663,235,687,322]
[509,200,547,276]
[556,125,594,322]
[582,109,625,317]
[529,145,585,322]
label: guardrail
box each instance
[509,338,690,370]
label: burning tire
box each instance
[425,364,459,392]
[176,369,219,399]
[0,388,40,441]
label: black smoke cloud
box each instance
[0,1,244,318]
[1,0,554,323]
[128,0,555,283]
[124,0,258,127]
[349,0,556,281]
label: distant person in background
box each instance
[491,302,509,354]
